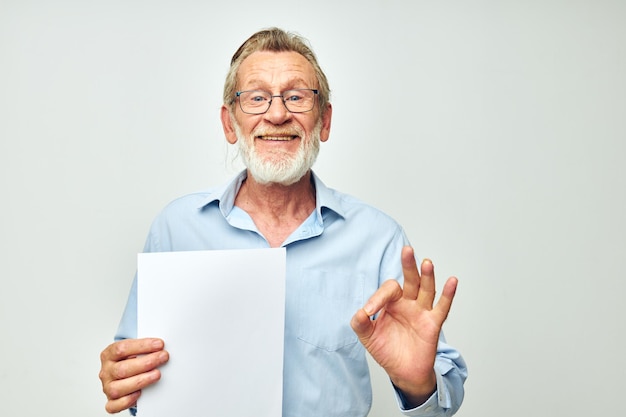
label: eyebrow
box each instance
[241,77,314,91]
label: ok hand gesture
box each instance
[351,246,458,407]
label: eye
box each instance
[250,93,268,102]
[284,91,305,102]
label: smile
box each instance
[256,135,299,141]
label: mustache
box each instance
[252,125,305,138]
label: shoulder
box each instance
[165,188,216,209]
[142,186,227,253]
[153,189,215,219]
[319,180,402,231]
[147,178,233,236]
[155,172,243,220]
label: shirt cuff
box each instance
[393,367,452,416]
[395,388,439,415]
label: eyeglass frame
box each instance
[234,88,319,115]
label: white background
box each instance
[1,1,625,416]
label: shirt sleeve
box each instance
[377,226,467,416]
[114,273,138,341]
[114,224,161,342]
[395,333,468,416]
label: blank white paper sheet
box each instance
[137,248,286,417]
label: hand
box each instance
[350,246,457,407]
[99,338,169,414]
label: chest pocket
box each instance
[296,269,365,351]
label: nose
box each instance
[263,95,292,125]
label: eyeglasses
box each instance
[235,89,319,114]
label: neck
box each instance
[234,170,316,247]
[237,171,315,213]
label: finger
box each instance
[350,308,375,341]
[362,279,403,316]
[101,338,165,363]
[416,259,437,309]
[105,389,141,414]
[433,276,458,323]
[401,246,420,300]
[105,367,162,401]
[109,350,170,381]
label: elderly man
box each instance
[99,28,467,417]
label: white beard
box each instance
[232,118,321,186]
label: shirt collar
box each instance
[196,170,346,222]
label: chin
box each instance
[247,162,310,186]
[236,120,322,186]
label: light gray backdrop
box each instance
[1,1,624,416]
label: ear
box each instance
[319,103,332,143]
[220,105,238,144]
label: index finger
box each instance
[101,338,165,362]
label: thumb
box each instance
[350,308,374,341]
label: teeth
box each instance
[259,135,296,141]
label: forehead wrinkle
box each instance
[242,76,312,92]
[236,51,318,93]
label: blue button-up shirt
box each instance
[116,171,467,417]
